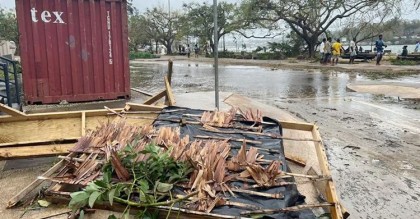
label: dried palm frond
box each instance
[242,160,283,187]
[227,142,259,172]
[200,107,237,125]
[239,108,263,123]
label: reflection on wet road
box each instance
[130,61,420,102]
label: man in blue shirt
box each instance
[375,34,387,65]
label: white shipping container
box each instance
[0,40,17,60]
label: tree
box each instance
[182,2,242,53]
[241,0,401,57]
[337,9,400,44]
[0,8,19,52]
[142,7,182,54]
[128,11,150,51]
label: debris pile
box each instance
[25,107,318,218]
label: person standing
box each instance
[194,44,199,58]
[401,45,408,57]
[375,34,387,65]
[349,38,357,64]
[331,38,343,66]
[415,41,419,53]
[186,44,191,58]
[323,37,332,65]
[320,38,326,64]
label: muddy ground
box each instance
[137,55,420,75]
[274,98,420,218]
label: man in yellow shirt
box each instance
[331,39,344,66]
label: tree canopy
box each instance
[240,0,401,57]
[0,8,18,44]
[182,2,243,52]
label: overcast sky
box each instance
[0,0,417,19]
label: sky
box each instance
[0,0,417,19]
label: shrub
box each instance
[129,52,159,60]
[390,59,418,65]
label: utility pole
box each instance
[213,0,219,109]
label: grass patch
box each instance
[129,52,160,60]
[363,71,418,80]
[390,59,419,66]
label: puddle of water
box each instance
[130,61,420,115]
[130,62,375,99]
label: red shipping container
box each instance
[16,0,130,104]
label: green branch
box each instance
[113,191,199,208]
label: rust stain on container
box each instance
[16,0,130,104]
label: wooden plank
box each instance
[131,88,153,96]
[7,153,75,208]
[81,112,86,136]
[0,144,73,159]
[0,138,78,147]
[125,103,164,111]
[143,90,167,105]
[0,103,26,117]
[0,117,82,144]
[311,125,343,219]
[278,120,314,132]
[164,76,176,106]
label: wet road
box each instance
[131,61,420,219]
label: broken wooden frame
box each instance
[3,111,346,218]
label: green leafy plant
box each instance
[69,143,193,218]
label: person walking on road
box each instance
[331,38,343,66]
[349,38,357,64]
[375,34,387,65]
[415,41,419,53]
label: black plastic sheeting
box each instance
[153,107,316,219]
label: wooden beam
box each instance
[81,112,86,136]
[125,103,164,111]
[7,154,75,208]
[0,144,73,159]
[164,76,176,106]
[0,103,26,117]
[312,125,343,219]
[131,88,153,96]
[143,90,167,105]
[0,108,125,123]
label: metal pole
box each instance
[213,0,219,109]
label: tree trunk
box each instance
[155,40,158,54]
[306,37,318,58]
[307,43,315,58]
[165,41,172,55]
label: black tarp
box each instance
[153,107,316,219]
